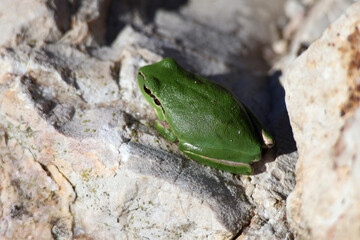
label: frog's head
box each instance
[138,58,179,120]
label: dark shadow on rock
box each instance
[267,70,297,155]
[250,70,297,175]
[49,0,71,33]
[106,0,189,45]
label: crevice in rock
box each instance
[35,158,77,239]
[230,212,255,240]
[37,160,52,177]
[110,60,121,85]
[20,74,78,129]
[40,48,79,89]
[86,0,113,45]
[46,0,71,33]
[51,164,77,239]
[21,74,58,116]
[53,164,78,203]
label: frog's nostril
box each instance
[139,72,145,79]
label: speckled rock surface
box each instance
[0,0,70,47]
[284,1,360,239]
[0,42,294,240]
[0,0,301,239]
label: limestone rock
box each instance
[0,0,298,239]
[275,0,354,71]
[284,2,360,239]
[0,40,295,240]
[0,0,70,47]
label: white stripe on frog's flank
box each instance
[186,152,250,167]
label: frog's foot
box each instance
[262,129,274,148]
[242,104,275,148]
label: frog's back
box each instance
[159,71,262,162]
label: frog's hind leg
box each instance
[242,105,274,148]
[155,120,177,142]
[178,142,253,175]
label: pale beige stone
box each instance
[284,2,360,239]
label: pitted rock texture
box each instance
[284,2,360,239]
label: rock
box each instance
[286,0,354,48]
[284,1,360,239]
[0,0,71,47]
[0,41,295,240]
[275,0,354,71]
[60,0,113,45]
[239,152,297,240]
[0,0,298,239]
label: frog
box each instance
[137,58,274,174]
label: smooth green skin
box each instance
[138,58,274,174]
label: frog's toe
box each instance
[262,129,274,148]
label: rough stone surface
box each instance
[288,0,354,53]
[275,0,355,71]
[284,1,360,239]
[0,42,294,240]
[0,0,71,47]
[0,0,302,239]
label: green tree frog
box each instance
[138,58,274,174]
